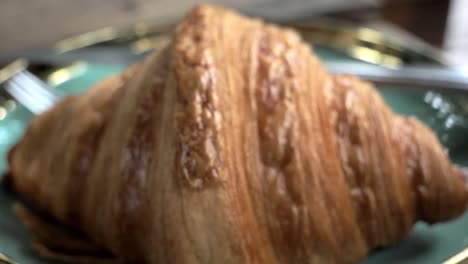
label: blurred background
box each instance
[0,0,467,67]
[1,0,468,150]
[1,0,468,153]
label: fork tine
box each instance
[9,73,57,108]
[0,253,18,264]
[20,71,60,103]
[5,81,47,114]
[4,71,59,115]
[442,247,468,264]
[9,76,51,106]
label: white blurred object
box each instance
[444,0,468,67]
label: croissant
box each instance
[5,5,468,264]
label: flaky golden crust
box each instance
[7,5,468,264]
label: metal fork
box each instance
[4,70,60,115]
[442,247,468,264]
[0,60,60,116]
[0,253,17,264]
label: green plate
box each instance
[0,49,467,263]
